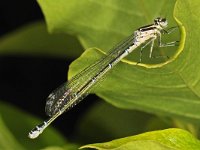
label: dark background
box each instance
[0,0,96,140]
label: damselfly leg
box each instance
[137,26,179,63]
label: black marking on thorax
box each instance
[138,24,156,32]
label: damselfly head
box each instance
[154,17,168,28]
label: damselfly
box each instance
[28,17,178,139]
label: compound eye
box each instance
[161,18,166,22]
[154,17,159,22]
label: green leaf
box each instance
[0,21,83,58]
[42,144,79,150]
[84,141,172,150]
[0,101,69,150]
[37,0,179,54]
[81,129,200,150]
[42,147,65,150]
[38,0,200,125]
[75,101,171,144]
[0,116,25,150]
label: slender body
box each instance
[28,17,177,139]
